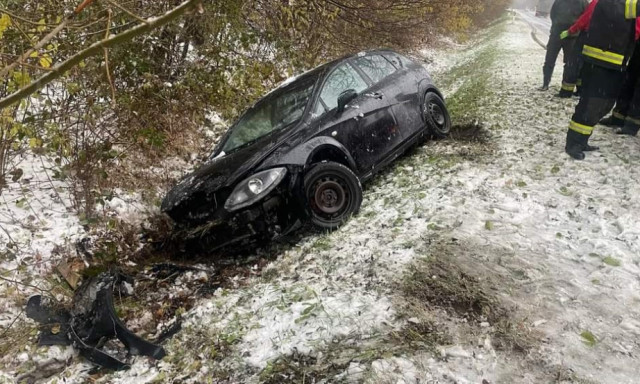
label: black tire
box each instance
[304,162,363,230]
[423,92,451,138]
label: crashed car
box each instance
[162,50,451,249]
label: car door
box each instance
[380,52,424,136]
[348,55,406,172]
[312,61,399,175]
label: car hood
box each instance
[161,127,300,214]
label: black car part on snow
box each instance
[26,272,167,371]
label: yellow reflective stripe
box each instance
[583,45,624,66]
[576,78,582,86]
[626,0,638,19]
[561,82,575,91]
[613,111,626,119]
[569,120,594,135]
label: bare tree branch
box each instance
[0,0,200,110]
[0,0,98,80]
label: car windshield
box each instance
[221,75,318,153]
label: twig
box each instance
[37,154,68,210]
[0,0,98,80]
[0,221,17,247]
[103,9,116,105]
[0,307,24,340]
[0,275,49,292]
[106,0,148,24]
[0,0,200,109]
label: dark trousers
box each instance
[543,29,577,89]
[570,63,625,136]
[612,46,640,120]
[563,34,586,91]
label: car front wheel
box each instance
[304,162,363,230]
[423,92,451,138]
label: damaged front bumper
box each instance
[177,170,306,250]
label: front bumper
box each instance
[175,169,305,250]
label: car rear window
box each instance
[354,55,396,83]
[384,53,416,69]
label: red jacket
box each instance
[569,0,640,40]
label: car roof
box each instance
[279,49,402,87]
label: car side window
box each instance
[354,55,397,83]
[317,63,368,113]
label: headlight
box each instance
[224,168,288,212]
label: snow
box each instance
[0,152,84,332]
[3,16,640,384]
[0,153,83,267]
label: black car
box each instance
[162,50,451,249]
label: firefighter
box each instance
[599,42,640,131]
[558,0,601,97]
[565,0,640,160]
[566,0,640,111]
[538,0,589,93]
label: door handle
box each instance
[365,92,384,100]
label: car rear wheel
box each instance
[304,162,363,230]
[423,92,451,138]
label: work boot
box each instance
[565,129,591,160]
[600,114,625,127]
[616,122,639,136]
[556,89,573,98]
[538,84,549,91]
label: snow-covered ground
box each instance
[2,16,640,384]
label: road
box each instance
[513,8,552,36]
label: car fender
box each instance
[418,79,444,101]
[258,136,357,173]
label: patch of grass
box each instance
[580,330,597,347]
[402,254,538,353]
[603,256,621,267]
[259,354,336,384]
[448,123,492,144]
[311,237,332,252]
[389,309,451,355]
[403,257,505,322]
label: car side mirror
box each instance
[337,89,358,114]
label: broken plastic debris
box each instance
[26,272,168,371]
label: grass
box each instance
[580,330,597,347]
[401,251,538,354]
[602,256,621,267]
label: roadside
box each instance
[2,16,640,384]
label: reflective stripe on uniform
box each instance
[583,45,625,66]
[613,111,626,119]
[569,120,594,135]
[577,78,582,87]
[562,82,575,91]
[626,0,638,19]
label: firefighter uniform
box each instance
[599,41,640,132]
[540,0,589,92]
[557,33,585,97]
[565,0,639,160]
